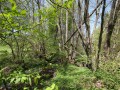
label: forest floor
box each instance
[0,45,120,90]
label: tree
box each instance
[105,0,120,54]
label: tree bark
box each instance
[105,0,120,53]
[65,10,68,42]
[84,0,91,57]
[96,0,106,70]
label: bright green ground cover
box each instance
[0,45,11,53]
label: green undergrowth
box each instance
[95,69,120,90]
[51,64,96,90]
[50,64,120,90]
[0,51,120,90]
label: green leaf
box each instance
[28,77,32,85]
[15,78,21,84]
[9,0,17,10]
[51,83,56,89]
[21,10,26,15]
[34,77,38,85]
[46,83,58,90]
[24,87,29,90]
[36,75,41,79]
[63,0,74,8]
[10,78,15,83]
[34,87,38,90]
[21,77,27,83]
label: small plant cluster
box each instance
[0,70,41,90]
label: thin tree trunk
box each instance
[70,2,75,61]
[65,10,68,42]
[84,0,91,57]
[57,17,61,51]
[96,0,106,70]
[60,0,64,50]
[32,0,35,23]
[37,0,46,55]
[92,0,101,71]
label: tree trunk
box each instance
[105,0,120,54]
[84,0,91,57]
[96,0,106,70]
[92,0,101,71]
